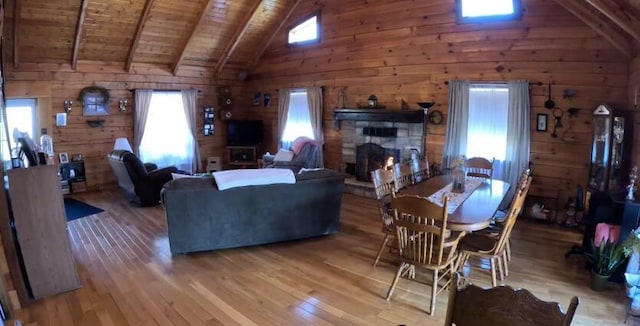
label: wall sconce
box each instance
[64,99,73,113]
[118,99,128,112]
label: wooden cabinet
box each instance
[226,146,259,169]
[7,165,80,299]
[588,104,633,193]
[60,160,87,193]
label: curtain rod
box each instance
[444,81,542,86]
[128,89,202,93]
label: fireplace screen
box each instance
[355,143,400,182]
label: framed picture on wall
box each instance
[59,152,69,164]
[536,114,547,132]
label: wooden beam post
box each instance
[126,0,155,72]
[71,0,90,70]
[213,0,264,79]
[13,0,20,69]
[553,0,631,58]
[585,0,640,44]
[172,0,214,76]
[248,0,303,69]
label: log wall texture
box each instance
[245,0,634,205]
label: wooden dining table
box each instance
[399,175,511,232]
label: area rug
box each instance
[64,198,104,222]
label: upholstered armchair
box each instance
[263,137,320,173]
[107,150,178,206]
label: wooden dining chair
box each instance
[393,162,413,192]
[465,157,494,179]
[410,157,431,184]
[385,195,466,316]
[371,168,396,267]
[491,168,532,262]
[445,273,579,326]
[456,176,532,287]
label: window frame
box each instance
[286,11,321,47]
[455,0,522,24]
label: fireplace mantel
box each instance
[333,109,425,129]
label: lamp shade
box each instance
[113,137,133,152]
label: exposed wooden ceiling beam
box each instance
[585,0,640,44]
[213,0,263,78]
[71,0,90,70]
[248,0,303,69]
[126,0,155,72]
[172,0,215,76]
[13,0,20,69]
[554,0,631,58]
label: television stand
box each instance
[226,146,259,169]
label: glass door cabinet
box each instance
[588,104,632,193]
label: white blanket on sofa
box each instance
[212,168,296,190]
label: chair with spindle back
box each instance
[465,157,494,179]
[392,162,413,193]
[411,157,431,184]
[385,195,466,316]
[456,176,532,286]
[445,273,579,326]
[371,168,396,266]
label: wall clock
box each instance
[428,110,444,125]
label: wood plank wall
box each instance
[3,61,240,192]
[244,0,633,204]
[630,55,640,168]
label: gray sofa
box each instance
[161,169,345,255]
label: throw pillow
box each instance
[273,148,294,162]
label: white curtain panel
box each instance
[442,80,470,171]
[505,80,531,189]
[277,89,291,148]
[306,86,324,168]
[181,89,201,172]
[133,89,153,156]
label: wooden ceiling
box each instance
[5,0,302,77]
[3,0,640,77]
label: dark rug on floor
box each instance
[64,198,104,222]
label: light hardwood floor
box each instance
[10,191,637,325]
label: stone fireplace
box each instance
[334,108,426,197]
[341,120,424,178]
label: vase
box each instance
[590,271,610,291]
[451,165,466,193]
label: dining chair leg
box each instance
[386,262,407,300]
[373,234,390,267]
[502,251,509,277]
[490,258,498,287]
[430,269,438,316]
[496,256,504,281]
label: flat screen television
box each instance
[226,120,263,146]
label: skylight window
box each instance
[287,14,319,45]
[456,0,521,23]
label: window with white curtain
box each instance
[139,91,194,172]
[2,98,37,161]
[281,91,314,147]
[466,84,509,161]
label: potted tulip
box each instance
[588,230,640,291]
